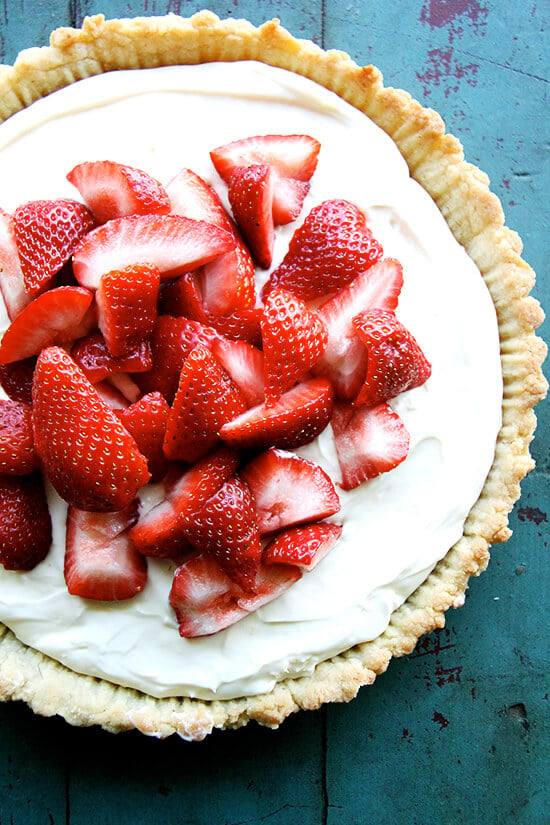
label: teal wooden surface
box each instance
[0,2,548,823]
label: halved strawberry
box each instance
[71,332,152,383]
[64,503,147,601]
[67,160,171,224]
[219,377,334,451]
[206,307,263,347]
[262,199,383,301]
[0,399,36,475]
[228,164,274,268]
[263,522,343,571]
[118,391,171,482]
[0,357,36,405]
[211,337,265,407]
[261,288,328,405]
[163,344,246,463]
[331,402,410,490]
[32,347,151,511]
[94,379,132,411]
[352,308,432,406]
[241,448,340,535]
[12,199,95,296]
[72,214,236,290]
[0,209,30,320]
[312,258,404,400]
[0,472,52,571]
[96,263,160,357]
[210,134,321,224]
[184,475,262,591]
[0,285,95,365]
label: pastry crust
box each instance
[0,12,546,740]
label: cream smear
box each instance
[0,62,502,699]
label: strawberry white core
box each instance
[0,63,502,699]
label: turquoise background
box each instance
[0,2,548,823]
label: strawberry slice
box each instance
[262,199,383,301]
[32,347,151,511]
[228,164,275,268]
[263,522,343,571]
[71,332,152,382]
[0,285,95,365]
[219,377,334,451]
[331,402,410,490]
[0,209,30,320]
[0,357,36,405]
[12,199,95,296]
[0,399,36,475]
[210,134,321,224]
[118,391,171,482]
[184,476,262,591]
[96,263,160,357]
[67,160,171,224]
[352,308,432,406]
[211,337,265,407]
[64,503,147,601]
[241,448,341,535]
[130,447,239,558]
[0,472,52,571]
[163,344,246,463]
[261,288,328,405]
[72,214,236,291]
[312,258,404,400]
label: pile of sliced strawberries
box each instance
[0,134,431,637]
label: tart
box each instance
[0,13,546,740]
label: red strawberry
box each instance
[64,503,147,601]
[0,285,95,365]
[32,347,150,511]
[118,391,171,482]
[262,199,383,301]
[130,447,239,558]
[0,357,36,405]
[0,472,52,570]
[261,288,328,405]
[210,134,320,224]
[67,160,171,224]
[352,309,432,406]
[331,402,410,490]
[206,307,263,347]
[0,399,36,475]
[0,209,30,320]
[12,199,95,296]
[71,332,152,383]
[163,345,246,463]
[96,263,160,357]
[94,379,132,411]
[228,164,274,268]
[219,377,334,451]
[263,522,343,571]
[312,258,404,400]
[211,337,265,407]
[72,214,236,290]
[184,476,262,591]
[241,448,340,535]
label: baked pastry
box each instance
[0,13,546,740]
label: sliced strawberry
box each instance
[184,475,262,591]
[210,134,321,224]
[262,199,383,301]
[0,209,30,320]
[72,214,236,291]
[331,401,410,490]
[118,391,171,482]
[105,372,142,404]
[32,347,150,511]
[312,258,404,400]
[130,447,239,558]
[0,357,36,405]
[263,522,343,571]
[0,471,52,571]
[206,307,263,347]
[219,377,334,451]
[12,199,95,296]
[96,262,160,357]
[64,502,147,601]
[211,337,265,408]
[94,379,131,411]
[352,308,432,406]
[261,288,328,405]
[228,164,274,268]
[163,344,246,463]
[241,448,340,535]
[235,561,303,612]
[67,160,171,224]
[0,399,36,475]
[71,331,152,382]
[0,285,94,365]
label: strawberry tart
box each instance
[0,13,546,740]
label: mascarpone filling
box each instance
[0,62,502,699]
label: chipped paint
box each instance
[517,506,548,526]
[416,47,479,98]
[420,0,489,41]
[432,710,450,730]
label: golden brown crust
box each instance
[0,12,546,740]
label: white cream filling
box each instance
[0,63,502,699]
